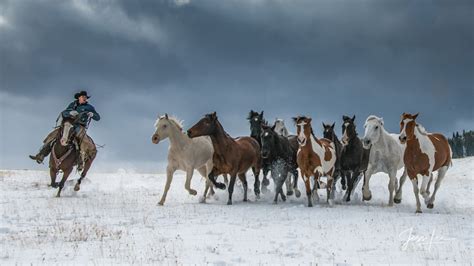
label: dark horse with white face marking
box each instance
[340,115,370,202]
[323,122,345,191]
[260,124,300,203]
[247,110,271,193]
[187,112,262,205]
[50,116,96,197]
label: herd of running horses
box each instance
[50,111,452,214]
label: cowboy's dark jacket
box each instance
[62,100,100,126]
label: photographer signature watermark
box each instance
[399,227,456,252]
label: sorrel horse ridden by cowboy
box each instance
[399,113,452,213]
[187,112,262,205]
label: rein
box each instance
[52,143,73,167]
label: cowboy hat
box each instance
[74,90,91,99]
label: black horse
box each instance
[260,125,300,203]
[322,122,345,191]
[248,110,271,193]
[340,115,370,202]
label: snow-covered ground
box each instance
[1,158,473,264]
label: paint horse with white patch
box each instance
[152,114,222,205]
[294,116,336,207]
[399,113,452,213]
[361,115,407,206]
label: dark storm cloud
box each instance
[0,0,473,170]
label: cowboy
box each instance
[29,91,100,170]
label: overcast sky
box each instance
[0,0,473,172]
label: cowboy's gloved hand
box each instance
[87,112,94,118]
[69,110,79,117]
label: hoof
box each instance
[273,200,278,205]
[287,190,294,196]
[189,189,197,196]
[427,203,434,209]
[262,178,270,186]
[216,183,226,190]
[307,203,313,207]
[415,210,422,214]
[158,201,164,206]
[342,185,347,190]
[328,199,334,207]
[363,194,372,201]
[255,193,260,200]
[199,196,206,203]
[74,184,80,192]
[243,198,248,202]
[394,198,402,204]
[281,195,287,202]
[51,182,59,188]
[227,200,233,205]
[295,190,301,198]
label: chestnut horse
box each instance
[50,117,95,197]
[187,112,262,205]
[294,116,336,207]
[399,113,452,213]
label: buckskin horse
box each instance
[187,112,262,205]
[50,116,96,197]
[399,113,452,213]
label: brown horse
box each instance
[187,112,262,205]
[50,117,96,197]
[294,116,336,207]
[399,113,451,213]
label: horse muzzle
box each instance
[362,138,371,149]
[151,134,160,144]
[297,137,307,146]
[399,135,407,144]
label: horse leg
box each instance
[75,157,94,192]
[350,171,363,198]
[326,174,334,206]
[362,168,373,201]
[303,175,313,207]
[197,166,210,203]
[285,174,294,196]
[238,173,248,202]
[262,163,270,188]
[341,170,347,190]
[411,176,422,213]
[344,172,353,202]
[227,174,237,205]
[387,169,398,206]
[292,168,301,198]
[223,174,229,187]
[426,173,434,196]
[184,168,197,196]
[312,173,320,203]
[158,165,175,206]
[419,173,431,204]
[50,167,58,188]
[427,166,447,209]
[394,169,407,204]
[208,169,226,190]
[252,167,261,199]
[56,167,73,198]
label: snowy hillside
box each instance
[0,158,473,264]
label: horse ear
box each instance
[352,115,356,121]
[211,112,217,120]
[292,117,298,123]
[413,113,419,120]
[342,115,349,121]
[322,122,326,128]
[308,118,312,123]
[260,111,264,118]
[380,117,384,125]
[331,122,335,129]
[271,124,276,131]
[165,113,169,119]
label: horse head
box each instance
[187,112,219,138]
[341,115,356,146]
[293,116,312,147]
[58,117,76,147]
[362,115,384,148]
[399,112,419,144]
[247,110,265,139]
[152,113,184,144]
[260,124,278,159]
[322,122,336,141]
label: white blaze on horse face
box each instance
[297,122,307,146]
[342,123,350,146]
[60,122,73,146]
[399,118,412,141]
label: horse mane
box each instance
[155,115,184,131]
[365,115,383,126]
[416,124,429,136]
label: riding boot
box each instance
[29,143,52,164]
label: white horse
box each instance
[361,115,407,206]
[152,114,220,205]
[273,118,289,137]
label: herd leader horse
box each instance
[187,112,262,205]
[399,113,451,213]
[294,116,336,207]
[50,116,96,197]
